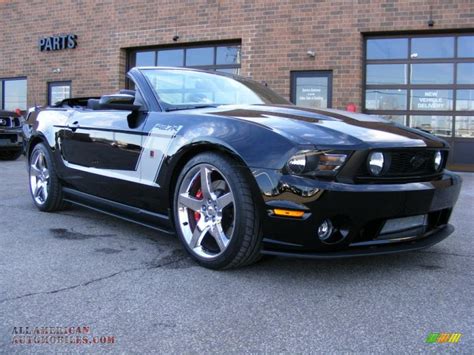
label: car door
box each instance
[59,107,149,207]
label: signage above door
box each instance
[39,34,77,52]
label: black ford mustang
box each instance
[25,67,462,269]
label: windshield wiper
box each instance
[165,104,220,112]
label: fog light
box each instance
[317,219,333,241]
[368,151,385,176]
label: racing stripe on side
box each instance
[63,124,182,187]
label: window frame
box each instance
[363,32,474,142]
[128,41,241,72]
[47,81,72,106]
[0,76,27,111]
[290,70,333,109]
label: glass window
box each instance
[411,37,454,59]
[410,116,453,137]
[377,115,407,125]
[216,46,240,65]
[48,82,71,105]
[366,38,408,59]
[365,89,407,110]
[411,63,453,84]
[186,47,214,66]
[457,90,474,111]
[458,36,474,58]
[410,90,453,111]
[157,49,184,67]
[457,63,474,84]
[216,68,241,75]
[366,64,407,85]
[292,72,332,109]
[135,51,155,66]
[455,116,474,137]
[4,79,27,111]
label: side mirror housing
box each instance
[98,94,141,111]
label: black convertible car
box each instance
[25,67,462,269]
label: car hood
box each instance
[202,104,447,149]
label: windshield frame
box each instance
[138,67,291,111]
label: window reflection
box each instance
[458,36,474,58]
[457,63,474,84]
[366,64,407,85]
[186,47,214,66]
[216,46,240,65]
[366,38,408,59]
[4,79,27,111]
[157,49,184,67]
[410,116,453,137]
[411,63,453,84]
[411,37,454,58]
[457,90,474,111]
[455,116,474,137]
[136,51,155,66]
[377,115,406,125]
[365,89,407,110]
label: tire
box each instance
[0,150,22,161]
[173,152,263,269]
[28,143,66,212]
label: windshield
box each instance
[141,68,290,110]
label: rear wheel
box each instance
[29,143,65,212]
[0,150,22,161]
[173,152,262,269]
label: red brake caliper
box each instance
[194,190,203,222]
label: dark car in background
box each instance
[0,110,24,160]
[24,67,462,269]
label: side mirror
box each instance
[98,94,141,111]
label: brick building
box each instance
[1,0,473,168]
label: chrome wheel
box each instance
[29,150,50,205]
[177,164,235,259]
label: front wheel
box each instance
[173,152,262,269]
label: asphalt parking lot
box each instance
[0,156,473,353]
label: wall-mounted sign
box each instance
[410,90,453,111]
[290,71,333,109]
[39,34,77,52]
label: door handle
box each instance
[67,121,79,131]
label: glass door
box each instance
[290,71,332,109]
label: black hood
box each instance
[202,104,447,149]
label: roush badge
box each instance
[39,34,77,52]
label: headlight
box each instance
[368,151,385,176]
[434,150,442,171]
[286,151,347,176]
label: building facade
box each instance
[1,0,473,169]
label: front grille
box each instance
[386,150,437,176]
[0,117,12,127]
[355,149,447,182]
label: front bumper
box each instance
[0,128,23,150]
[254,169,462,256]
